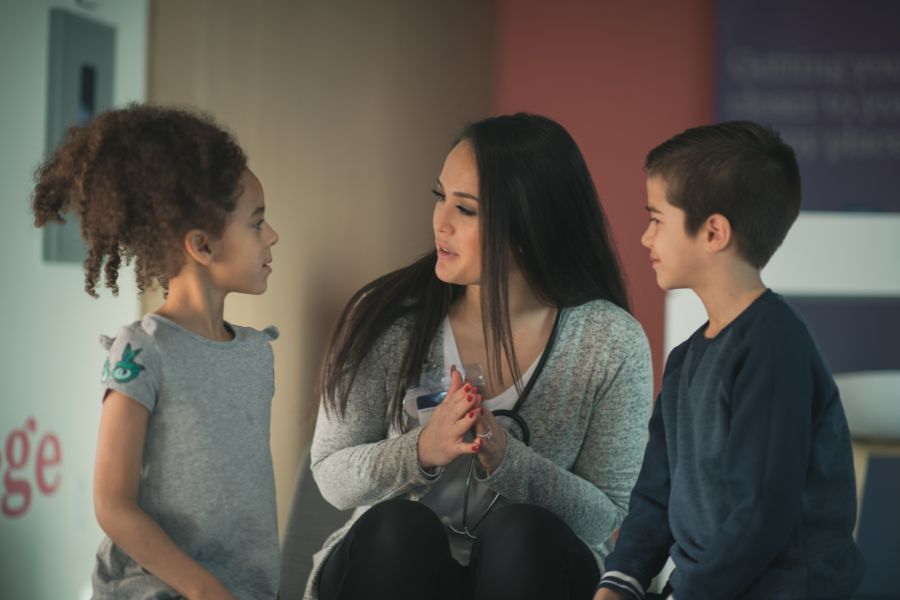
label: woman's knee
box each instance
[476,503,572,554]
[319,499,455,600]
[471,504,599,600]
[351,498,445,558]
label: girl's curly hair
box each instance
[32,104,248,297]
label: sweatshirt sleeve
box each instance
[673,320,814,599]
[596,392,675,599]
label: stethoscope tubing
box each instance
[447,308,562,539]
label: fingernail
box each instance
[464,384,472,392]
[471,444,480,452]
[466,393,474,402]
[469,410,476,419]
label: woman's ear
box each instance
[703,213,732,253]
[183,229,215,266]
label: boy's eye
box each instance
[254,220,265,230]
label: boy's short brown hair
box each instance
[645,121,801,269]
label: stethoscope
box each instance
[447,308,562,539]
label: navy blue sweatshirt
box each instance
[598,290,864,599]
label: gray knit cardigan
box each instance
[303,299,653,599]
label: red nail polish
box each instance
[464,384,472,392]
[469,410,476,419]
[467,393,474,402]
[471,444,479,452]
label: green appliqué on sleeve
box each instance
[110,343,146,384]
[101,358,111,383]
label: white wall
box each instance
[0,2,147,598]
[663,212,900,353]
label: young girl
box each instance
[32,105,281,600]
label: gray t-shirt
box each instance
[92,314,280,600]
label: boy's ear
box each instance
[703,213,732,253]
[184,229,215,265]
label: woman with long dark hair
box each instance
[304,114,652,600]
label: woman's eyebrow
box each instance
[453,191,479,201]
[436,178,479,201]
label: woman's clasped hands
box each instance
[416,365,507,474]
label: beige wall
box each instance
[147,0,496,535]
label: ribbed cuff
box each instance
[596,571,645,600]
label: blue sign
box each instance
[717,0,900,212]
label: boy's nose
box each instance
[640,227,652,249]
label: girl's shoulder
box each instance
[99,318,158,355]
[227,323,280,343]
[98,320,162,409]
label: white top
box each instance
[418,316,541,564]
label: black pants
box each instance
[318,498,601,600]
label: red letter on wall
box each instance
[36,434,62,495]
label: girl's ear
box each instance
[703,213,732,253]
[184,229,214,265]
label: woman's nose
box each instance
[433,203,452,235]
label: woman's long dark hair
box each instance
[319,114,629,431]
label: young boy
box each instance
[594,122,864,600]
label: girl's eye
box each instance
[254,220,265,230]
[432,189,445,202]
[457,205,477,217]
[649,217,660,224]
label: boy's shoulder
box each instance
[663,291,818,377]
[729,290,815,355]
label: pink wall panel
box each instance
[493,0,716,386]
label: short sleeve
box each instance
[99,325,160,413]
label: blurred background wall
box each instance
[1,0,898,597]
[0,3,148,599]
[144,0,497,541]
